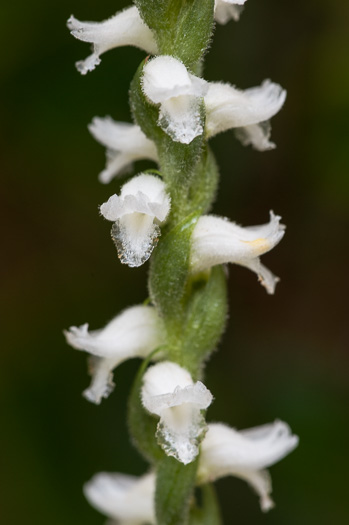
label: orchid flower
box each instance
[64,305,164,404]
[89,117,158,184]
[67,6,158,74]
[205,80,286,150]
[198,421,299,511]
[141,361,213,464]
[100,173,171,267]
[190,211,285,294]
[142,56,208,144]
[84,471,156,524]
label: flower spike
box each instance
[67,6,158,75]
[214,0,247,24]
[205,80,286,150]
[198,421,299,511]
[64,305,164,404]
[84,471,156,524]
[190,211,285,294]
[100,173,171,267]
[141,361,213,464]
[142,56,208,144]
[89,117,158,184]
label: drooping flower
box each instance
[100,174,171,267]
[84,471,156,525]
[64,305,165,404]
[190,211,285,294]
[89,117,158,184]
[205,80,286,150]
[214,0,247,24]
[142,56,208,144]
[198,421,299,512]
[141,361,213,465]
[67,6,158,75]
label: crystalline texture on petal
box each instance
[141,362,213,464]
[190,212,285,293]
[88,117,158,183]
[67,6,158,74]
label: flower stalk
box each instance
[66,1,298,523]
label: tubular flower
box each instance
[67,6,158,75]
[100,173,171,267]
[64,305,165,404]
[84,471,156,525]
[198,421,299,512]
[190,211,285,294]
[141,361,213,465]
[89,117,158,184]
[205,80,286,150]
[142,56,208,144]
[214,0,247,24]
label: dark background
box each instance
[1,0,348,523]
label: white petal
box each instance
[142,56,207,144]
[84,471,156,524]
[198,421,298,511]
[205,80,286,140]
[112,213,161,267]
[159,95,204,144]
[142,56,207,104]
[214,0,247,24]
[67,6,158,74]
[190,212,285,292]
[100,174,170,266]
[235,121,276,151]
[142,362,213,464]
[89,118,158,183]
[83,356,116,404]
[64,305,164,403]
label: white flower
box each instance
[142,56,208,144]
[64,305,164,404]
[198,421,299,512]
[190,211,285,294]
[141,361,213,465]
[67,6,158,75]
[89,117,158,184]
[100,174,171,267]
[84,471,156,525]
[214,0,247,24]
[205,80,286,150]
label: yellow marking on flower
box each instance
[241,237,270,253]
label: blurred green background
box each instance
[1,0,348,523]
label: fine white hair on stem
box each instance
[64,305,165,404]
[198,421,299,511]
[205,80,286,150]
[67,6,158,74]
[142,56,208,144]
[100,174,171,267]
[141,361,213,464]
[190,211,285,294]
[89,117,158,184]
